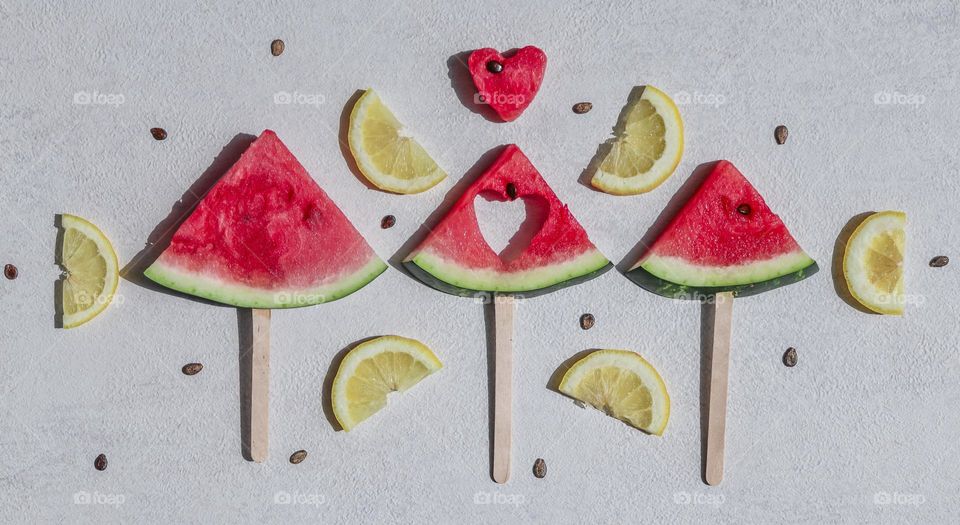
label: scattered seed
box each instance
[737,204,752,215]
[3,264,17,280]
[774,125,788,145]
[579,313,595,330]
[930,255,949,268]
[783,347,798,367]
[150,128,167,141]
[94,454,107,471]
[573,400,586,409]
[271,39,285,57]
[289,450,307,464]
[533,458,547,478]
[572,102,593,114]
[486,60,503,73]
[182,363,203,376]
[381,215,396,229]
[505,183,518,200]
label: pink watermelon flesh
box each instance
[468,46,546,122]
[404,145,610,296]
[144,130,386,308]
[630,160,816,297]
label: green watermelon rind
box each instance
[626,250,818,299]
[144,257,387,308]
[404,249,611,298]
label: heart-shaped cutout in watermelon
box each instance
[144,130,387,308]
[626,160,818,298]
[468,46,546,122]
[404,145,610,296]
[473,192,547,263]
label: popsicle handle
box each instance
[705,292,733,485]
[250,308,271,463]
[492,295,515,484]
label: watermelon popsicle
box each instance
[142,130,386,462]
[403,145,611,483]
[624,160,818,484]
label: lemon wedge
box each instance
[843,211,906,315]
[348,89,446,194]
[57,214,119,328]
[331,335,442,431]
[558,349,670,435]
[590,85,684,195]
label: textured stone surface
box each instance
[0,0,958,523]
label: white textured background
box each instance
[1,1,958,523]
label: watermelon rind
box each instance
[626,251,818,299]
[144,256,387,309]
[404,248,611,298]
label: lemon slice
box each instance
[558,350,670,435]
[843,211,906,315]
[590,85,684,195]
[57,214,119,328]
[348,89,446,194]
[332,335,442,431]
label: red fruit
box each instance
[404,145,610,296]
[468,46,546,122]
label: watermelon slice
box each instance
[626,160,817,298]
[468,46,546,122]
[404,145,610,296]
[144,130,386,308]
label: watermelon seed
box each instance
[505,183,518,200]
[182,363,203,375]
[150,128,167,141]
[3,264,17,280]
[774,125,788,145]
[289,450,308,464]
[572,102,593,114]
[737,204,752,215]
[533,458,547,478]
[486,60,503,73]
[381,215,396,229]
[930,255,949,267]
[94,454,108,471]
[783,347,798,367]
[579,313,595,330]
[271,39,285,56]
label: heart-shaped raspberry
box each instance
[468,46,546,122]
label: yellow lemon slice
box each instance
[348,89,446,194]
[331,335,442,431]
[558,349,670,435]
[591,85,684,195]
[843,211,906,315]
[58,214,119,328]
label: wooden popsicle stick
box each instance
[705,292,733,485]
[492,294,515,484]
[250,308,271,463]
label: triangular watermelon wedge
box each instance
[626,160,817,298]
[404,145,610,297]
[144,130,386,308]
